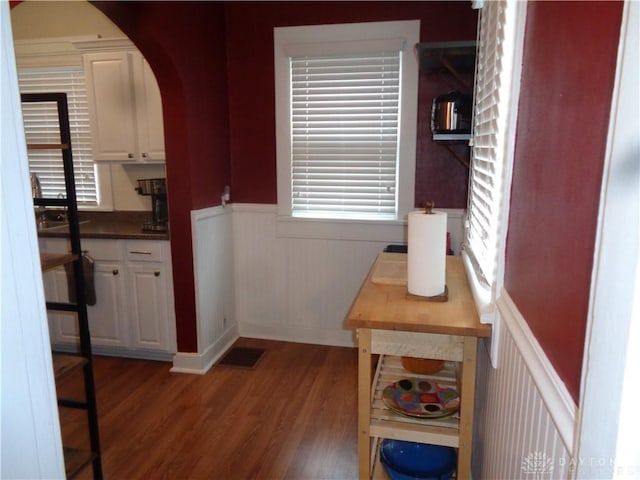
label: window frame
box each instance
[463,0,527,327]
[274,20,420,223]
[18,66,101,207]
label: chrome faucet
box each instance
[30,173,42,199]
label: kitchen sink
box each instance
[35,207,91,231]
[38,220,90,231]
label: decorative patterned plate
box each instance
[382,378,460,419]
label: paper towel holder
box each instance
[423,200,435,214]
[408,200,448,302]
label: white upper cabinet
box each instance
[132,54,166,161]
[84,51,165,162]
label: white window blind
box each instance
[290,50,401,219]
[19,67,97,205]
[465,0,509,287]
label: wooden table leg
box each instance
[457,336,478,480]
[357,328,372,480]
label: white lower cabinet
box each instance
[88,259,129,348]
[40,237,176,358]
[124,240,173,352]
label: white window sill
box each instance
[276,215,407,243]
[462,250,496,324]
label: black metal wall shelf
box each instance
[417,41,476,169]
[432,133,472,142]
[415,40,476,91]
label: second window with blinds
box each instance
[19,67,99,205]
[274,21,419,222]
[462,0,526,328]
[18,66,113,209]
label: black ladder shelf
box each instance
[23,92,103,480]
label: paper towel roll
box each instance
[407,210,447,297]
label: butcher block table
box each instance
[345,253,491,480]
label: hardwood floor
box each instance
[58,339,359,479]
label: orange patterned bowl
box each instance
[401,357,445,375]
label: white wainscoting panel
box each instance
[182,204,465,364]
[282,237,388,344]
[473,290,575,479]
[232,204,289,339]
[232,204,410,346]
[173,205,238,374]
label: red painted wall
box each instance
[225,1,477,208]
[91,1,477,352]
[505,1,622,402]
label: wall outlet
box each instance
[221,185,231,206]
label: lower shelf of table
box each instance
[370,355,460,448]
[370,436,459,480]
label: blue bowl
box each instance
[380,439,456,480]
[381,459,453,480]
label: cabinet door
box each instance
[43,262,129,348]
[84,51,137,161]
[131,54,165,162]
[126,263,170,351]
[87,261,129,348]
[39,239,77,345]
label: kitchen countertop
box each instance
[37,211,170,240]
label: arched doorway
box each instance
[10,0,182,357]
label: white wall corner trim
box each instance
[576,1,640,474]
[1,3,66,476]
[497,289,577,452]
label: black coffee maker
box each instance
[135,178,168,232]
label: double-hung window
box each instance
[275,21,419,221]
[18,67,99,206]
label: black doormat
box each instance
[217,347,265,369]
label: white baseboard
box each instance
[170,325,239,374]
[238,323,356,348]
[52,343,175,362]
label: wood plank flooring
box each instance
[57,339,359,479]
